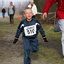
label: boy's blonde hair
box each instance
[24,7,32,13]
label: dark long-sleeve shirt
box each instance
[15,18,46,39]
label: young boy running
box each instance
[13,7,48,64]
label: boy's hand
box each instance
[43,37,48,42]
[13,38,18,44]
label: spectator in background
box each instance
[8,1,15,26]
[1,7,6,18]
[28,0,37,18]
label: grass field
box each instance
[0,17,64,64]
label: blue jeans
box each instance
[22,37,39,64]
[55,20,60,32]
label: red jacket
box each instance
[43,0,64,19]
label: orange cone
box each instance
[18,17,22,20]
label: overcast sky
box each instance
[0,0,34,7]
[0,0,32,7]
[0,0,32,3]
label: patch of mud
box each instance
[0,17,9,22]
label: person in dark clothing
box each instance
[8,1,15,26]
[1,8,6,18]
[13,7,48,64]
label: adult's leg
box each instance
[9,14,14,26]
[2,13,4,18]
[58,19,64,56]
[55,20,60,32]
[11,14,14,24]
[9,15,12,24]
[22,37,31,64]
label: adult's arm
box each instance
[42,0,57,20]
[43,0,57,13]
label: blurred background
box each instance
[0,0,57,24]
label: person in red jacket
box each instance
[42,0,64,58]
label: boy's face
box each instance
[24,9,33,20]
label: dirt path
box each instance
[0,16,41,64]
[0,29,24,64]
[0,17,64,64]
[0,28,43,64]
[0,16,35,64]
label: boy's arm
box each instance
[37,22,48,42]
[13,21,24,44]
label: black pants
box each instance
[2,13,5,18]
[9,14,14,24]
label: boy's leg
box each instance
[30,38,39,52]
[22,37,31,64]
[24,50,30,64]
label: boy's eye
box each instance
[25,13,32,14]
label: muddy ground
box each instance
[0,17,64,64]
[0,17,44,64]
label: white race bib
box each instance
[24,25,36,36]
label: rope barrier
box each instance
[37,12,56,15]
[37,12,56,32]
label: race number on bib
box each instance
[24,25,36,36]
